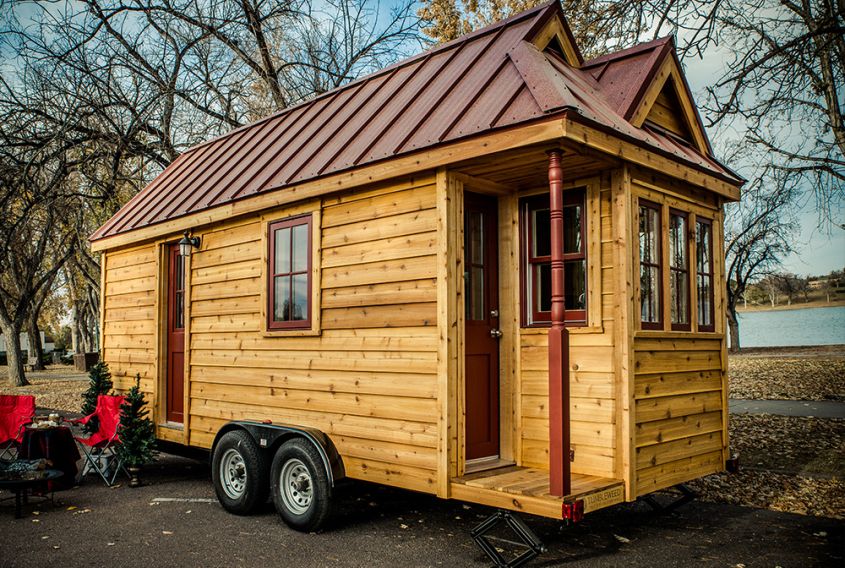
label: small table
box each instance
[20,425,80,491]
[0,469,63,518]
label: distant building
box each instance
[0,331,55,355]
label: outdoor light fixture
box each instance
[179,231,200,256]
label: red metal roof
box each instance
[92,1,739,242]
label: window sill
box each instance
[262,328,322,338]
[634,329,723,339]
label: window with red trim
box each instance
[696,218,715,332]
[520,190,587,327]
[669,210,690,331]
[639,200,662,329]
[268,215,312,330]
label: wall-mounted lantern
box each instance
[179,231,201,257]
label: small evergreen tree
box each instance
[80,361,113,433]
[116,374,157,471]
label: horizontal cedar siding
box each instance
[518,183,617,479]
[187,176,440,495]
[633,336,725,496]
[102,244,158,401]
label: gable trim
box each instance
[627,54,710,155]
[525,9,583,67]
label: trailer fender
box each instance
[211,421,345,487]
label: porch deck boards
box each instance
[451,466,624,519]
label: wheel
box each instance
[211,430,269,515]
[270,438,332,532]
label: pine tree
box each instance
[80,361,113,433]
[116,374,157,470]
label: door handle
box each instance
[490,329,503,338]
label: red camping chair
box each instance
[0,395,35,462]
[71,395,128,485]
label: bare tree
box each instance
[0,0,420,361]
[704,0,844,218]
[724,168,799,351]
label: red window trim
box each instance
[639,199,663,330]
[696,217,715,333]
[267,214,312,330]
[519,190,587,328]
[669,208,691,331]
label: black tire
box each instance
[211,430,269,515]
[270,438,332,532]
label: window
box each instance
[669,210,690,330]
[696,218,714,332]
[521,190,587,326]
[268,214,312,330]
[639,201,662,329]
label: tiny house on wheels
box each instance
[92,1,742,536]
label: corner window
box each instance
[521,190,587,326]
[669,210,690,330]
[268,214,312,330]
[639,200,662,329]
[696,218,714,332]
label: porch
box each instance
[451,466,624,520]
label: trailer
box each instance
[91,0,742,538]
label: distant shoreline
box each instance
[736,299,845,313]
[730,344,845,358]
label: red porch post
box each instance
[547,149,571,497]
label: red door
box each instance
[166,245,185,424]
[464,193,500,461]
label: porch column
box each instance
[547,149,571,497]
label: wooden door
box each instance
[166,244,185,424]
[464,193,500,461]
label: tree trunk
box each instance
[727,310,740,353]
[26,316,46,370]
[2,321,29,386]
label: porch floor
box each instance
[451,466,625,520]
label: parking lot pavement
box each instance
[1,453,842,568]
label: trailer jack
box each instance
[470,510,547,568]
[642,484,697,513]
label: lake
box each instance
[735,305,845,348]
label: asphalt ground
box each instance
[1,453,842,567]
[729,399,845,419]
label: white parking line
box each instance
[152,497,217,503]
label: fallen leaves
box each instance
[687,413,845,519]
[729,356,845,401]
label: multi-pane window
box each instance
[639,201,662,329]
[669,210,690,330]
[521,190,587,326]
[696,218,714,332]
[268,215,311,330]
[171,250,185,330]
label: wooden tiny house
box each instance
[92,1,742,526]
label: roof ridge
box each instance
[582,35,673,68]
[182,1,558,156]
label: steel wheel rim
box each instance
[220,448,247,499]
[280,458,312,515]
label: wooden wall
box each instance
[632,336,725,495]
[101,243,158,403]
[186,174,441,495]
[516,176,618,479]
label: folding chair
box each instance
[71,395,128,485]
[0,395,35,462]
